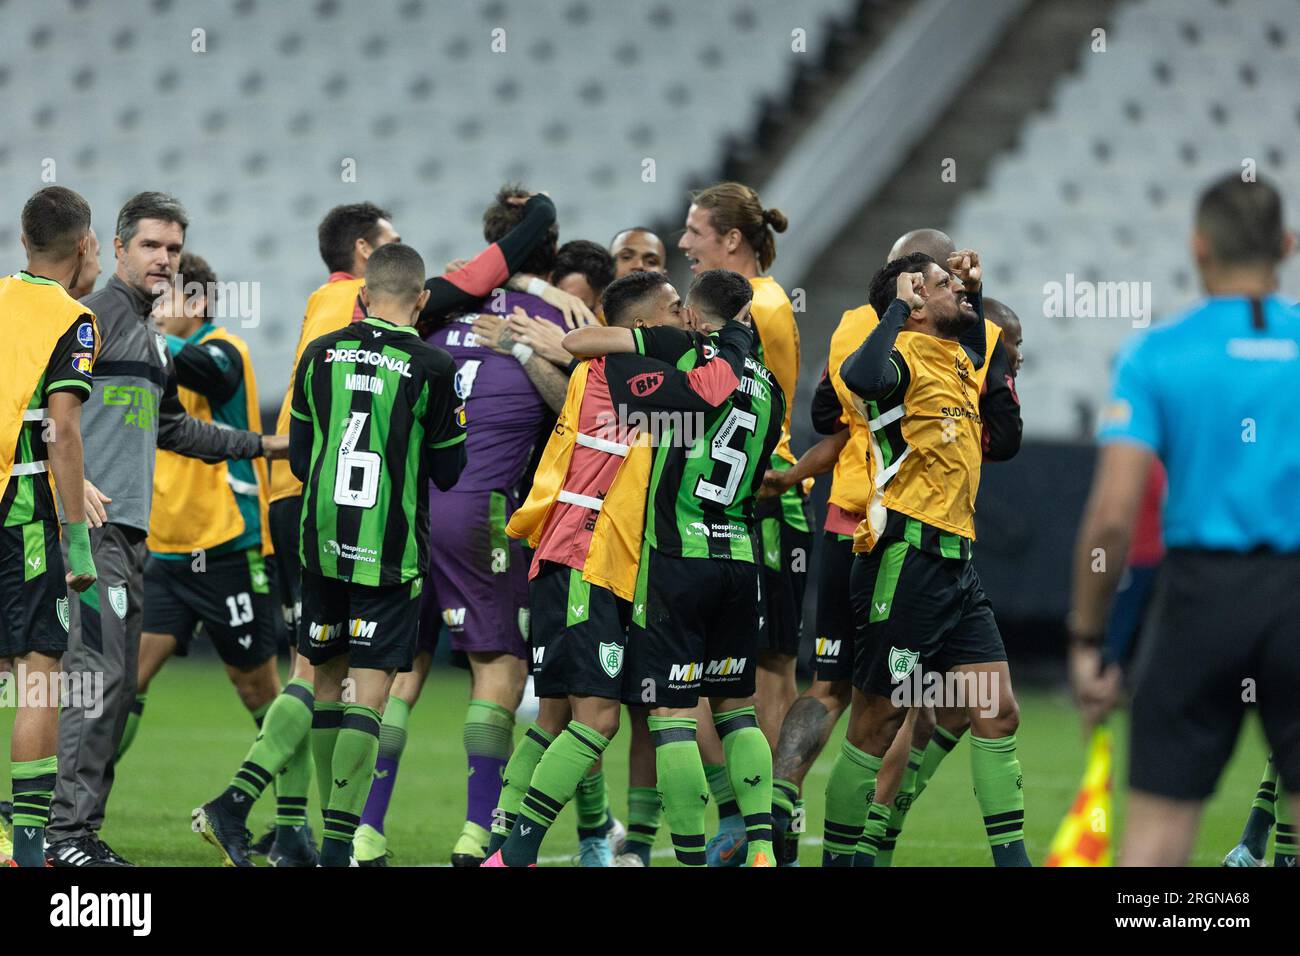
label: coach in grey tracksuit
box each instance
[46,193,279,865]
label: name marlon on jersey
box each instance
[325,348,413,378]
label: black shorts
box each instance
[143,547,280,669]
[811,531,856,682]
[1129,549,1300,799]
[268,496,301,628]
[529,562,630,700]
[0,520,68,658]
[626,549,760,708]
[298,569,423,671]
[849,538,1004,698]
[755,496,812,657]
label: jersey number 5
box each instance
[695,406,757,507]
[334,411,382,509]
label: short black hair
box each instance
[686,269,752,327]
[553,240,615,296]
[609,226,659,246]
[1196,173,1285,266]
[115,191,188,248]
[318,202,392,275]
[365,242,425,303]
[868,252,936,318]
[177,252,217,317]
[600,270,672,328]
[983,297,1020,333]
[482,183,557,277]
[21,186,91,258]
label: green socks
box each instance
[915,725,962,800]
[971,733,1030,866]
[1274,787,1295,867]
[1240,758,1278,860]
[115,693,148,762]
[714,706,773,863]
[218,678,315,824]
[311,699,346,810]
[320,704,382,866]
[650,716,709,866]
[822,739,880,866]
[502,721,610,867]
[575,766,610,839]
[854,802,889,867]
[704,762,739,821]
[378,696,411,763]
[489,723,554,853]
[11,755,57,867]
[624,786,661,865]
[876,746,924,866]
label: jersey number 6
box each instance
[334,411,382,509]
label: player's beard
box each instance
[933,307,975,338]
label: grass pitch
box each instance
[0,658,1273,866]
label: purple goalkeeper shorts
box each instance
[418,489,529,659]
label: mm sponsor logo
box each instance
[49,886,151,936]
[442,607,466,629]
[704,656,746,676]
[668,662,704,683]
[307,621,342,645]
[348,619,377,640]
[815,637,841,658]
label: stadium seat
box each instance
[0,0,859,397]
[946,0,1300,440]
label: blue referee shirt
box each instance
[1098,294,1300,553]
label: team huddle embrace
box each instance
[2,178,1031,869]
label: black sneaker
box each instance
[357,851,391,868]
[250,824,276,857]
[191,800,254,867]
[268,826,319,868]
[89,835,135,867]
[46,835,129,867]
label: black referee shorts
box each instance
[1129,549,1300,799]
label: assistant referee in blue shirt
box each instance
[1069,173,1300,866]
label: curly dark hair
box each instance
[868,252,935,318]
[553,239,615,297]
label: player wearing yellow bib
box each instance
[824,249,1030,867]
[1,187,100,867]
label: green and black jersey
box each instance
[632,325,785,562]
[291,316,466,586]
